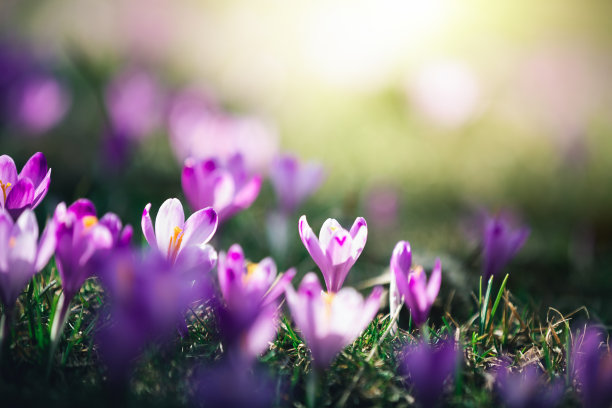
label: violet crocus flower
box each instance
[285,272,382,369]
[482,212,530,281]
[390,241,441,327]
[399,339,458,408]
[181,153,262,222]
[0,209,56,310]
[494,363,564,408]
[298,215,367,293]
[0,152,51,220]
[15,75,70,134]
[141,198,218,273]
[571,326,612,408]
[216,244,295,359]
[97,248,211,382]
[269,153,325,214]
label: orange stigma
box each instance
[82,215,98,229]
[167,226,184,263]
[0,180,12,203]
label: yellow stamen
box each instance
[9,237,16,248]
[0,180,11,203]
[167,226,183,263]
[244,262,259,283]
[82,215,98,229]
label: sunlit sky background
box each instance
[2,0,612,214]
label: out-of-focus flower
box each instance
[97,248,210,382]
[494,363,564,408]
[407,60,481,128]
[105,68,163,141]
[141,198,217,273]
[269,153,325,214]
[168,88,278,174]
[15,75,70,134]
[181,153,262,222]
[482,212,529,281]
[571,326,612,408]
[0,209,55,309]
[285,272,382,369]
[0,152,51,220]
[298,215,367,293]
[192,359,274,408]
[399,339,458,408]
[53,199,132,302]
[364,185,399,231]
[216,244,295,359]
[391,241,441,327]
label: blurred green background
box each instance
[1,0,612,322]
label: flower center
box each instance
[0,180,12,203]
[167,226,184,263]
[243,262,259,283]
[82,215,98,229]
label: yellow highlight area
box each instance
[82,215,98,229]
[167,226,184,263]
[244,262,259,283]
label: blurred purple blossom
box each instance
[0,209,55,309]
[494,363,564,408]
[167,88,278,174]
[399,339,458,408]
[53,199,132,302]
[181,153,262,222]
[285,272,381,369]
[141,198,217,273]
[216,244,295,359]
[192,359,275,408]
[571,326,612,408]
[298,215,367,293]
[390,241,441,327]
[364,185,399,231]
[482,212,529,281]
[97,248,211,382]
[269,153,325,214]
[105,67,163,141]
[0,152,51,220]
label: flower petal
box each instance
[426,259,442,304]
[5,178,35,218]
[298,215,329,277]
[18,152,48,186]
[141,203,157,250]
[30,168,51,209]
[0,210,13,271]
[154,198,185,255]
[263,267,296,306]
[0,155,18,186]
[349,217,368,259]
[181,207,218,248]
[318,218,342,249]
[35,218,57,272]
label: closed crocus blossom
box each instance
[391,241,441,327]
[571,326,612,408]
[141,198,218,273]
[298,215,367,293]
[482,213,529,280]
[285,272,382,369]
[0,152,51,219]
[0,209,55,309]
[494,363,564,408]
[182,153,262,222]
[269,153,325,214]
[400,339,458,408]
[217,244,295,359]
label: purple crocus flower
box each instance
[0,209,55,309]
[269,153,325,214]
[482,212,530,280]
[53,199,132,302]
[391,241,441,327]
[298,215,367,293]
[97,248,210,382]
[15,74,70,134]
[181,153,262,222]
[285,272,382,369]
[0,152,51,220]
[494,363,564,408]
[571,326,612,408]
[141,198,218,273]
[399,339,458,408]
[216,244,295,359]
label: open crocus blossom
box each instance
[285,272,382,369]
[482,212,529,281]
[571,326,612,408]
[0,209,55,310]
[0,152,51,219]
[182,153,262,222]
[141,198,218,273]
[391,241,441,327]
[269,153,325,214]
[298,215,367,293]
[216,244,295,359]
[399,339,458,408]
